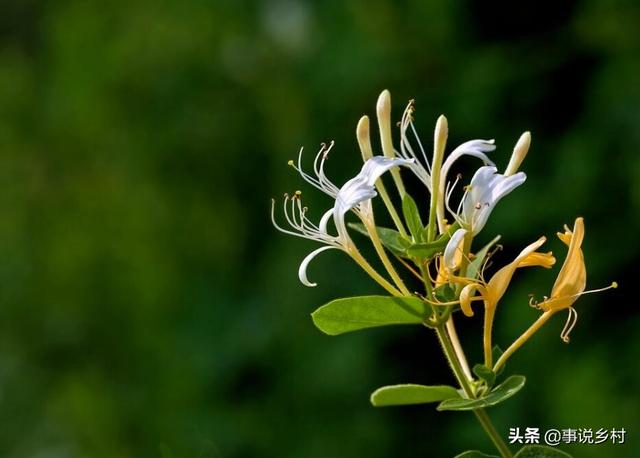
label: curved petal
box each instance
[443,228,467,270]
[318,208,334,235]
[550,217,586,304]
[437,140,496,231]
[441,140,496,177]
[298,245,339,287]
[485,236,547,306]
[489,172,526,203]
[333,156,414,240]
[460,283,483,317]
[360,156,414,187]
[462,166,526,235]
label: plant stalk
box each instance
[436,325,513,458]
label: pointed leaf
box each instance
[405,241,444,259]
[467,235,501,280]
[371,384,460,407]
[404,224,459,259]
[401,194,425,242]
[433,283,456,303]
[455,451,500,458]
[437,375,526,411]
[348,223,408,257]
[311,296,429,335]
[473,364,496,388]
[515,445,572,457]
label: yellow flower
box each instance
[536,217,586,313]
[460,237,556,317]
[532,217,617,342]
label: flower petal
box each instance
[462,166,526,235]
[485,236,547,307]
[298,245,339,287]
[460,283,482,317]
[443,228,467,270]
[437,140,496,231]
[333,156,414,239]
[550,217,586,303]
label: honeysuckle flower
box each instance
[530,217,617,342]
[450,165,527,236]
[492,218,616,372]
[396,101,496,198]
[535,218,586,313]
[273,155,413,288]
[459,236,556,317]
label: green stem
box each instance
[474,409,513,458]
[436,325,513,458]
[493,311,553,373]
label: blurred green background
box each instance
[0,0,638,456]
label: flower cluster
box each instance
[272,89,616,376]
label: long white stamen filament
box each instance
[398,101,432,189]
[410,121,430,172]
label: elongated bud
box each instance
[376,90,395,159]
[357,115,373,161]
[427,115,448,241]
[375,89,406,195]
[434,115,448,161]
[505,131,531,176]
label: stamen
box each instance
[528,295,540,309]
[444,173,462,215]
[425,258,439,284]
[560,307,578,343]
[410,121,430,172]
[576,282,618,297]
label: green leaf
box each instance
[515,445,572,457]
[437,375,526,411]
[402,194,424,242]
[467,235,501,280]
[370,384,460,407]
[433,283,456,303]
[455,451,499,458]
[405,241,444,259]
[311,296,429,335]
[348,223,408,257]
[473,364,496,388]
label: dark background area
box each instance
[0,0,638,456]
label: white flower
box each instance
[273,155,413,286]
[452,165,527,235]
[396,101,496,232]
